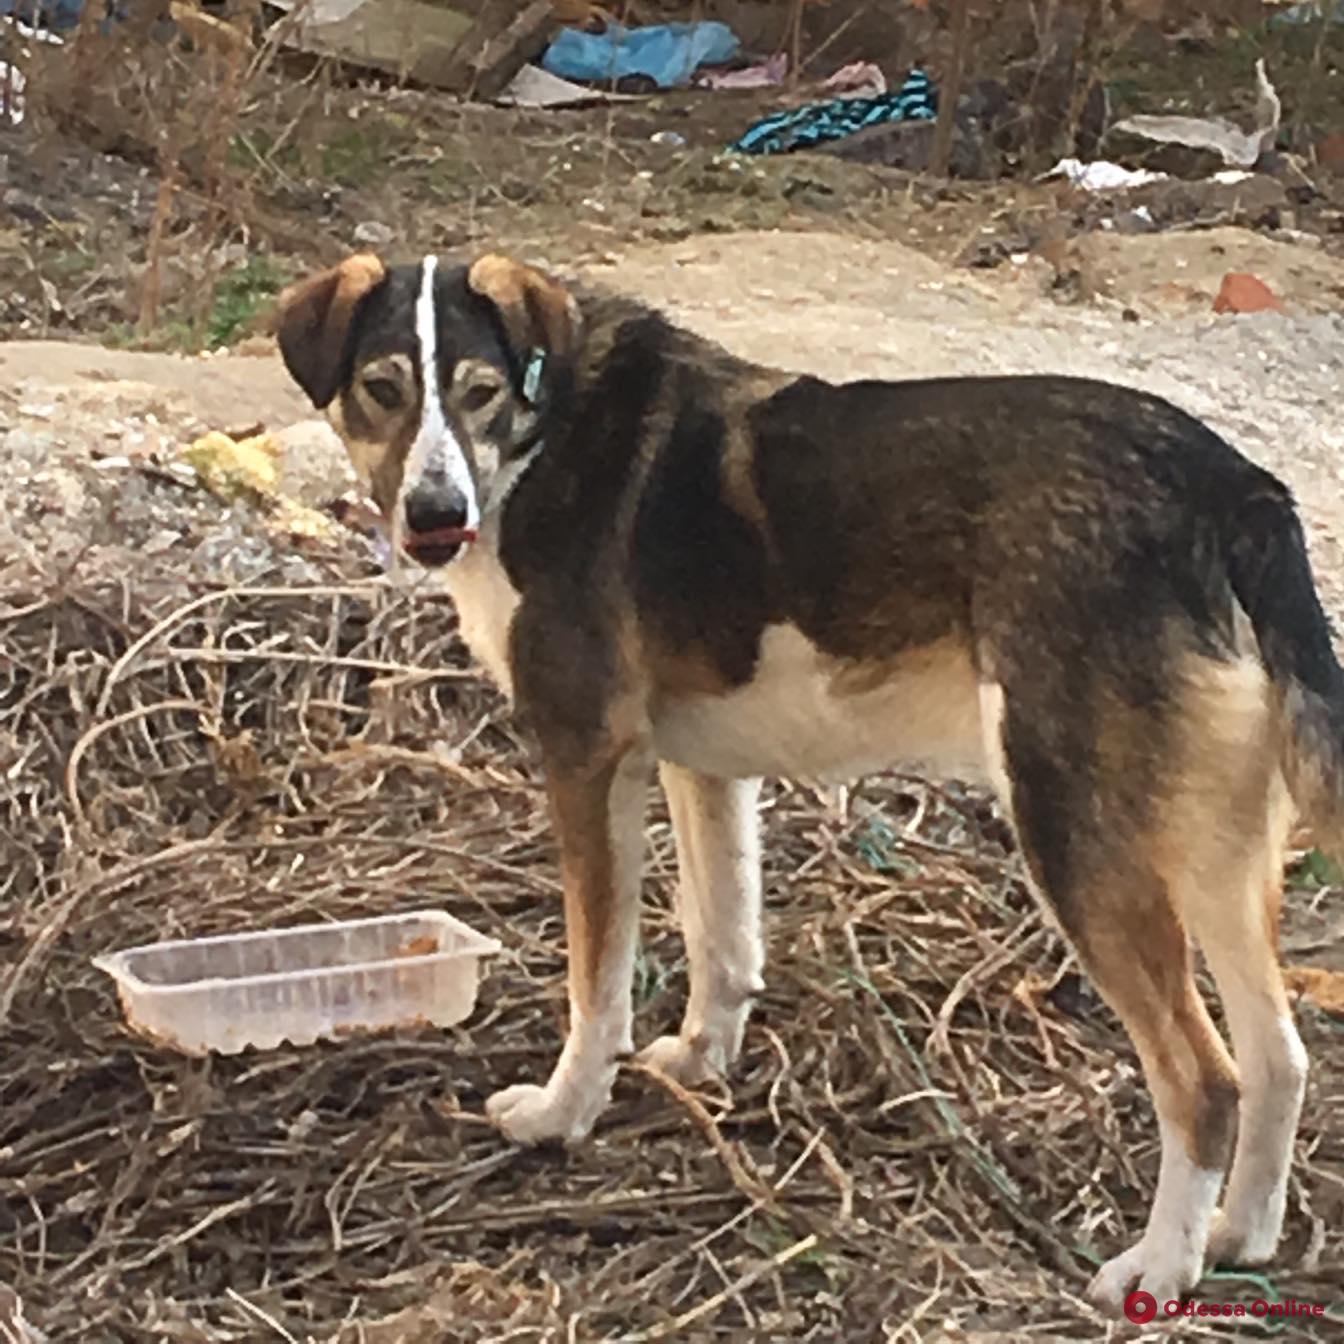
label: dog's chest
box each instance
[652,623,988,785]
[443,542,521,698]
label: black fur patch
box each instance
[502,312,671,757]
[632,374,778,687]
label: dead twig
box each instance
[930,0,972,178]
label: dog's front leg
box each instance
[637,763,764,1083]
[486,744,652,1144]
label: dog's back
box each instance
[594,357,1340,826]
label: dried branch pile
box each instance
[1,487,1340,1340]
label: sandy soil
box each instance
[7,223,1344,608]
[0,340,310,432]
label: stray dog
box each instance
[275,250,1343,1314]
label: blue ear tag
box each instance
[523,348,545,403]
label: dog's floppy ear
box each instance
[466,254,580,366]
[274,253,387,409]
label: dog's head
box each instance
[274,251,579,567]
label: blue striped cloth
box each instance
[728,67,938,157]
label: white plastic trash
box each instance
[92,910,501,1056]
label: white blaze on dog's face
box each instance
[274,250,578,569]
[395,254,483,565]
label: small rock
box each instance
[1212,271,1284,315]
[286,1108,320,1143]
[1114,205,1157,234]
[1276,227,1322,250]
[143,528,183,554]
[233,335,278,358]
[272,419,357,506]
[353,220,395,247]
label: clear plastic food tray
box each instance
[92,910,501,1056]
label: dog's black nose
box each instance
[404,483,469,538]
[401,481,475,567]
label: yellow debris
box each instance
[178,429,340,542]
[180,430,282,501]
[269,494,341,542]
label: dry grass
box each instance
[1,489,1341,1341]
[14,0,328,345]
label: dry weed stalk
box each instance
[139,123,182,336]
[930,0,971,176]
[20,0,322,346]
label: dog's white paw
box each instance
[635,1033,725,1086]
[485,1083,594,1145]
[1087,1240,1203,1316]
[1206,1208,1278,1269]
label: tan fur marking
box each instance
[1089,654,1281,1169]
[1263,876,1285,962]
[1158,711,1304,1270]
[326,404,387,495]
[637,763,764,1083]
[274,252,386,408]
[653,625,985,785]
[651,645,737,700]
[720,438,768,533]
[718,374,791,535]
[827,635,975,699]
[485,740,649,1143]
[275,252,384,328]
[1072,648,1305,1287]
[548,767,619,1022]
[546,731,651,1018]
[467,253,579,356]
[1079,884,1240,1169]
[443,533,522,697]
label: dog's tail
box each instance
[1226,481,1344,855]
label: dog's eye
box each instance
[459,382,499,414]
[362,376,402,411]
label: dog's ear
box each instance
[466,254,580,365]
[274,253,387,409]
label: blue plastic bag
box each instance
[0,0,89,31]
[541,21,740,90]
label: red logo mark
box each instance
[1125,1290,1158,1324]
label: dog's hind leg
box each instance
[637,763,764,1083]
[980,680,1240,1313]
[486,743,653,1144]
[1157,661,1307,1271]
[1063,883,1237,1314]
[1190,789,1306,1271]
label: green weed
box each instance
[208,254,291,349]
